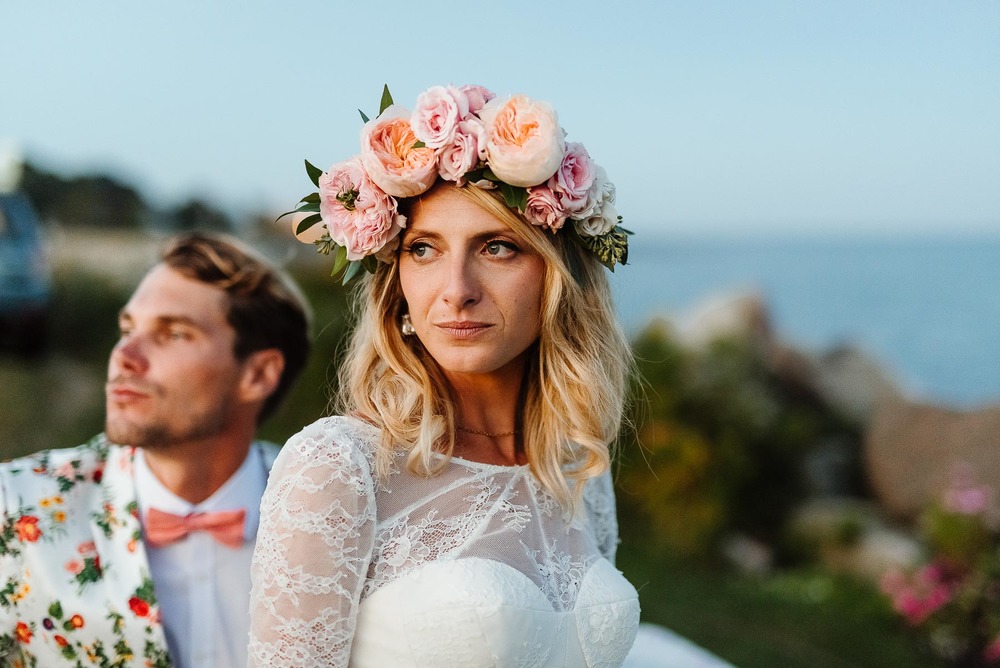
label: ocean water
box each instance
[609,235,1000,409]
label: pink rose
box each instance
[360,106,438,198]
[575,165,616,221]
[524,184,567,231]
[551,142,597,216]
[65,559,84,575]
[574,200,619,238]
[437,118,487,182]
[411,85,470,149]
[480,94,565,187]
[319,157,406,261]
[459,84,495,115]
[77,541,97,556]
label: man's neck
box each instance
[140,436,254,504]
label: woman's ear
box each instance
[238,349,285,405]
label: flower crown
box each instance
[284,84,630,284]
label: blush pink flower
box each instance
[65,559,84,575]
[411,85,470,149]
[360,106,438,198]
[480,94,565,187]
[550,142,597,216]
[984,634,1000,662]
[881,564,954,626]
[77,541,97,556]
[437,118,487,182]
[318,157,406,261]
[524,184,567,231]
[459,84,495,115]
[575,200,619,238]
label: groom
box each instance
[0,233,311,667]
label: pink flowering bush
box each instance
[881,464,1000,666]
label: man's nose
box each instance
[109,334,149,376]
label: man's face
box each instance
[105,264,246,450]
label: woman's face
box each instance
[398,186,545,383]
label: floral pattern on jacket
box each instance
[0,435,171,667]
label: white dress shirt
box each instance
[135,444,267,668]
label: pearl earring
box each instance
[401,313,416,336]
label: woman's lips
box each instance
[435,321,492,339]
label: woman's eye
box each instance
[406,242,432,258]
[485,240,517,257]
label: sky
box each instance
[2,1,999,238]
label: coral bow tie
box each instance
[145,508,246,549]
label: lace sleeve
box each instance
[249,418,377,667]
[584,468,620,565]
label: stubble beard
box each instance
[105,399,232,451]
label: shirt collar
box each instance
[134,444,266,539]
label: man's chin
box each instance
[105,422,169,450]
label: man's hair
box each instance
[160,232,311,422]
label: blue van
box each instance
[0,192,51,354]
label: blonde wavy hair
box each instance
[335,182,632,512]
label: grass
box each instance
[617,547,946,668]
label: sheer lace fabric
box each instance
[249,416,639,667]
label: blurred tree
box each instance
[20,161,147,228]
[169,198,232,232]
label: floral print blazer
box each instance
[0,435,277,668]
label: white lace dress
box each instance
[249,416,640,667]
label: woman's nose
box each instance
[441,254,481,309]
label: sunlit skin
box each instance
[105,264,282,502]
[399,187,545,466]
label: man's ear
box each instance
[238,349,285,405]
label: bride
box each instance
[249,84,639,666]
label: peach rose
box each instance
[437,118,487,182]
[360,106,438,198]
[524,184,567,231]
[480,94,565,187]
[411,85,470,149]
[318,157,405,261]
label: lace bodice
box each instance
[249,416,639,667]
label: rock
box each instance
[865,397,1000,519]
[807,345,902,425]
[669,291,774,352]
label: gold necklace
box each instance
[457,425,519,438]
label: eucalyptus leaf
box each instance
[295,213,323,235]
[359,109,370,123]
[305,160,323,188]
[342,260,364,285]
[361,255,379,273]
[499,183,519,209]
[332,245,349,274]
[379,84,393,115]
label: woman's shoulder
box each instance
[279,415,382,476]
